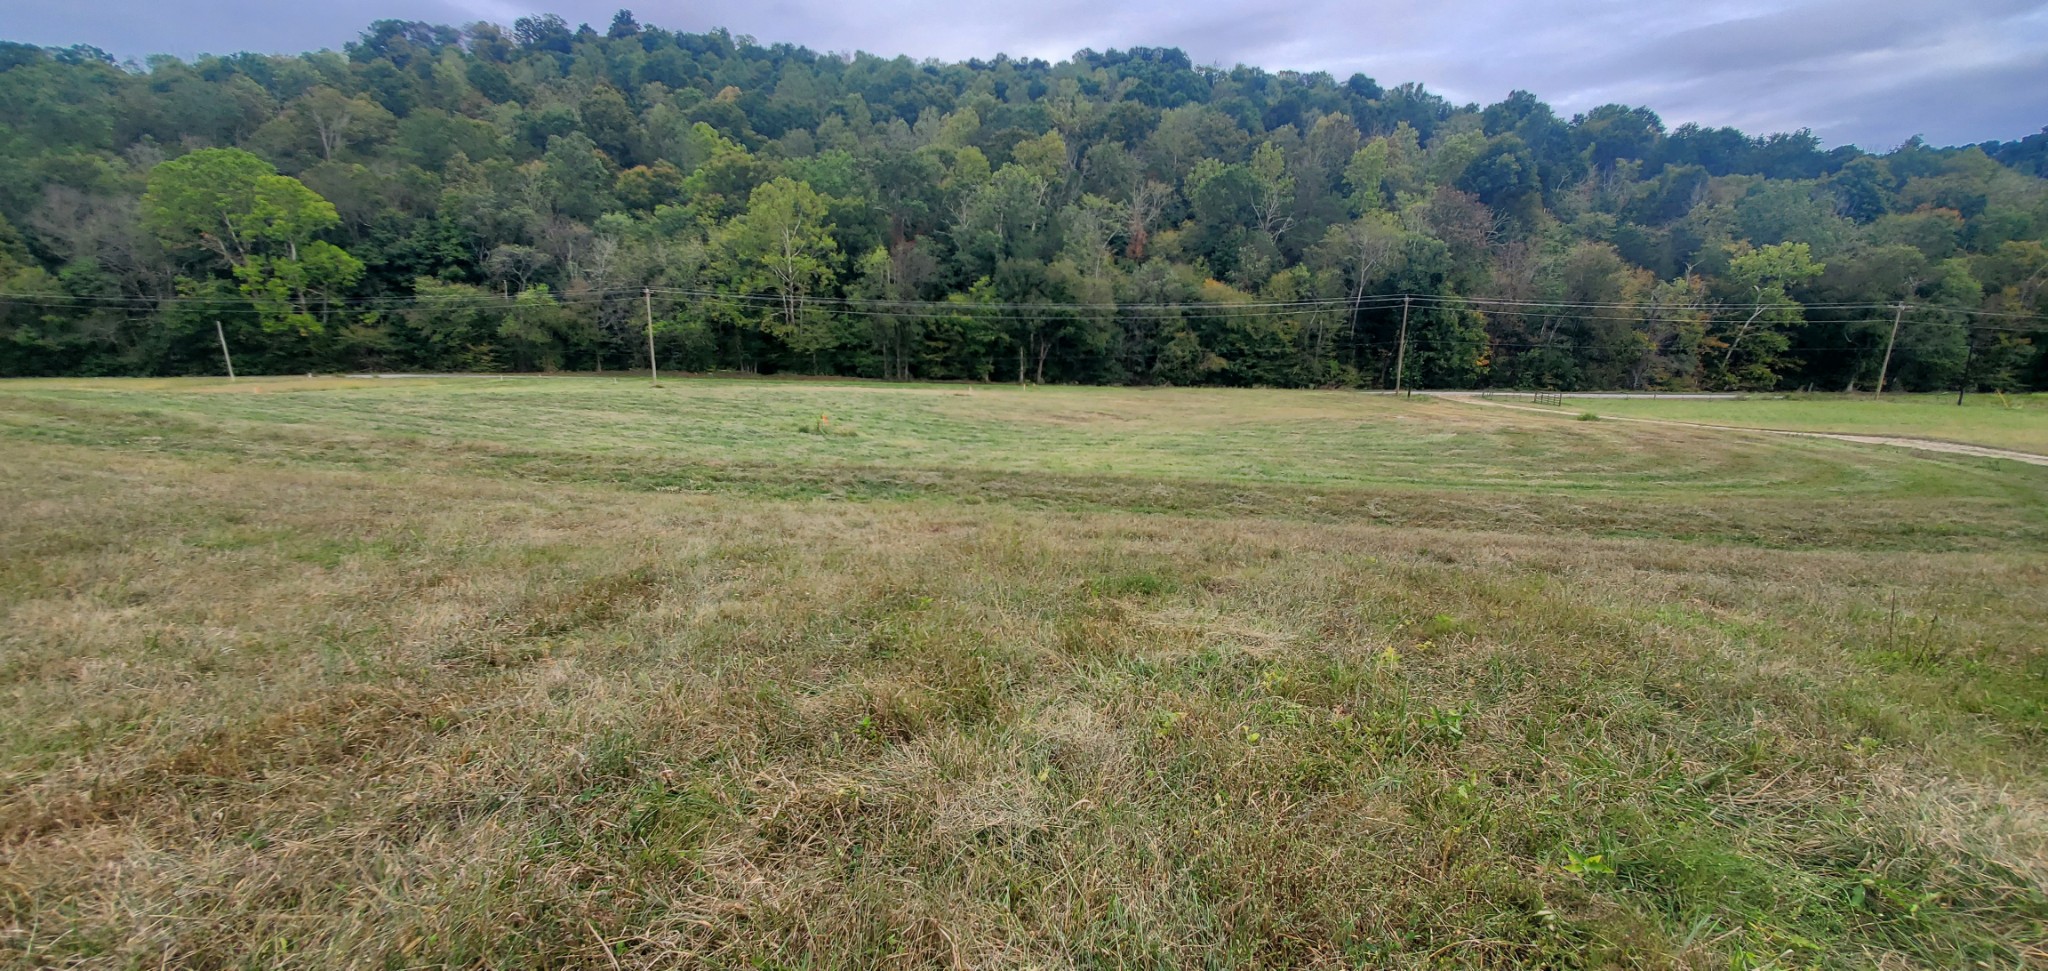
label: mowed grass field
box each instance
[1,377,2045,970]
[1548,393,2048,454]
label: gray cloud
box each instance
[7,0,2045,148]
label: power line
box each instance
[647,286,1406,313]
[0,287,639,309]
[1,287,2043,337]
[1407,292,2048,323]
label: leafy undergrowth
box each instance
[1,380,2045,969]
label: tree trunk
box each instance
[1722,306,1765,368]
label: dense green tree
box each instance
[1828,156,1895,223]
[715,176,837,368]
[0,18,2040,388]
[578,85,637,162]
[141,147,363,334]
[1576,104,1664,172]
[1712,242,1824,388]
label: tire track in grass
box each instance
[1443,394,2048,468]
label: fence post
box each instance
[1957,331,1976,406]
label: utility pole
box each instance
[1957,330,1976,407]
[1874,301,1906,394]
[214,320,235,382]
[1393,295,1411,394]
[644,288,658,387]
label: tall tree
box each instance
[142,148,363,334]
[716,177,838,369]
[1713,242,1824,389]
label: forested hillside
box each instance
[3,12,2046,389]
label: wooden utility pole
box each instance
[643,288,658,387]
[1393,295,1411,394]
[1957,331,1976,406]
[214,320,235,381]
[1874,301,1906,394]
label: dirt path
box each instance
[1442,393,2048,468]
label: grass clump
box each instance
[795,410,858,436]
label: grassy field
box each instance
[2,377,2045,969]
[1543,393,2048,454]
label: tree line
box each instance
[2,12,2045,390]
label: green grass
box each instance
[1550,392,2048,454]
[0,376,2000,488]
[2,376,2045,969]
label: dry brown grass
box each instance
[2,379,2046,969]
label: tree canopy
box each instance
[0,18,2043,390]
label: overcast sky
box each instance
[8,0,2046,150]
